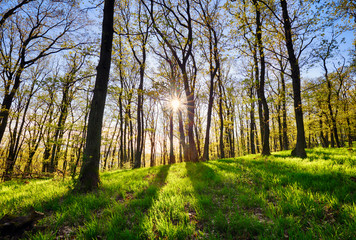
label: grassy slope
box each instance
[1,147,355,239]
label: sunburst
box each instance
[170,98,181,112]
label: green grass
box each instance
[1,147,355,239]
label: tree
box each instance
[0,0,81,145]
[280,0,307,157]
[2,76,38,181]
[195,0,222,161]
[142,0,199,162]
[76,0,115,192]
[119,0,152,168]
[0,0,34,27]
[314,31,342,147]
[47,53,88,173]
[253,0,270,156]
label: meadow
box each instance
[1,147,355,239]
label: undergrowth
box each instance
[0,147,355,239]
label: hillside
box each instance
[1,147,355,239]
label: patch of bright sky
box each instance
[303,30,354,79]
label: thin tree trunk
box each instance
[49,84,71,173]
[178,109,188,161]
[218,74,225,159]
[169,112,175,164]
[3,81,35,181]
[249,86,256,154]
[202,24,219,161]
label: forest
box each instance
[0,0,355,239]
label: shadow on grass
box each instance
[100,168,131,179]
[185,162,217,233]
[185,162,266,239]
[208,158,355,205]
[271,148,352,161]
[103,164,171,239]
[14,165,170,239]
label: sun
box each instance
[170,98,181,112]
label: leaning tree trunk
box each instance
[280,0,307,158]
[0,61,24,145]
[76,0,115,192]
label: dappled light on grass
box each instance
[1,147,355,239]
[0,179,70,217]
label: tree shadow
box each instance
[208,158,355,205]
[103,164,171,239]
[187,158,356,239]
[184,162,217,234]
[2,165,171,239]
[185,162,266,239]
[271,148,341,161]
[100,168,131,179]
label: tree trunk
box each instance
[277,102,283,151]
[280,0,307,158]
[23,105,49,176]
[3,81,35,181]
[185,90,199,162]
[319,117,327,147]
[280,66,289,150]
[0,61,24,145]
[218,75,225,159]
[178,109,188,161]
[49,83,71,173]
[76,0,115,192]
[347,116,352,147]
[169,112,175,164]
[323,58,340,148]
[254,0,270,156]
[202,25,219,161]
[134,60,145,169]
[202,69,215,161]
[249,86,256,154]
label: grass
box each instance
[1,147,355,239]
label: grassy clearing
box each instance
[1,147,355,239]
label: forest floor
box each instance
[1,147,355,239]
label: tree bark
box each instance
[218,75,225,159]
[76,0,115,192]
[323,59,341,148]
[169,112,175,164]
[178,109,188,161]
[280,64,289,150]
[3,81,35,181]
[49,82,71,173]
[280,0,307,158]
[250,86,256,154]
[202,12,219,161]
[254,0,270,156]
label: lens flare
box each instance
[170,98,181,111]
